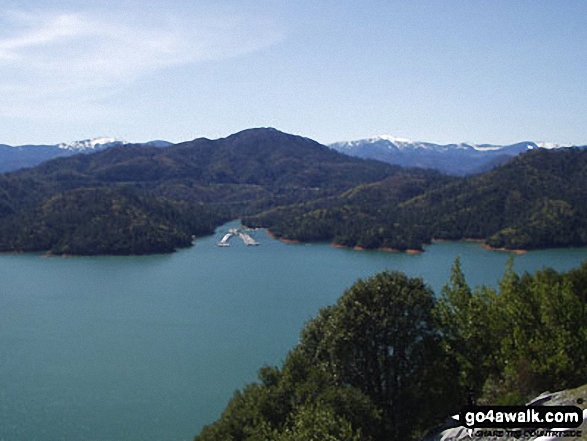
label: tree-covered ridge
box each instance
[0,128,423,255]
[405,147,587,249]
[0,188,221,255]
[1,129,586,254]
[243,169,454,250]
[195,261,587,441]
[246,148,587,251]
[19,128,397,195]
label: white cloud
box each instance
[0,7,283,118]
[0,13,86,60]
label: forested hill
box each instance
[0,128,425,255]
[0,188,215,255]
[20,128,395,191]
[405,147,587,249]
[0,128,585,255]
[245,147,587,251]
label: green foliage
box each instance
[434,258,499,404]
[437,257,587,405]
[3,130,587,254]
[276,405,361,441]
[249,148,587,251]
[0,128,403,255]
[196,262,587,441]
[317,272,443,440]
[245,170,451,250]
[0,188,221,255]
[495,263,587,399]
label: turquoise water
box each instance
[1,221,586,441]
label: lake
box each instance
[1,221,587,441]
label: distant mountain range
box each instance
[3,133,585,177]
[0,137,173,173]
[329,136,587,175]
[0,127,586,255]
[0,128,397,255]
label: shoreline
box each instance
[251,227,537,256]
[379,247,401,253]
[432,237,528,254]
[331,243,421,254]
[280,238,301,244]
[481,244,528,255]
[264,229,301,244]
[431,237,485,243]
[0,228,534,257]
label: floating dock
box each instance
[217,233,232,247]
[238,231,259,246]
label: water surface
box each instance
[1,222,586,440]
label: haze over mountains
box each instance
[329,136,586,175]
[0,138,173,173]
[1,132,585,176]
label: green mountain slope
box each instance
[1,128,585,255]
[20,128,395,192]
[244,169,454,249]
[0,128,410,255]
[0,188,219,255]
[247,148,587,251]
[404,147,587,249]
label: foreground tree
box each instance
[495,262,587,401]
[434,257,499,404]
[196,271,448,441]
[306,271,450,441]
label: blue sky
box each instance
[0,0,586,146]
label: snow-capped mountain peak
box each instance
[57,137,127,151]
[329,135,587,176]
[470,144,504,151]
[375,135,415,144]
[332,136,578,154]
[333,135,433,151]
[534,141,575,149]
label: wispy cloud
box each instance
[0,7,283,118]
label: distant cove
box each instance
[1,221,587,441]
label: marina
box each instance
[217,228,259,247]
